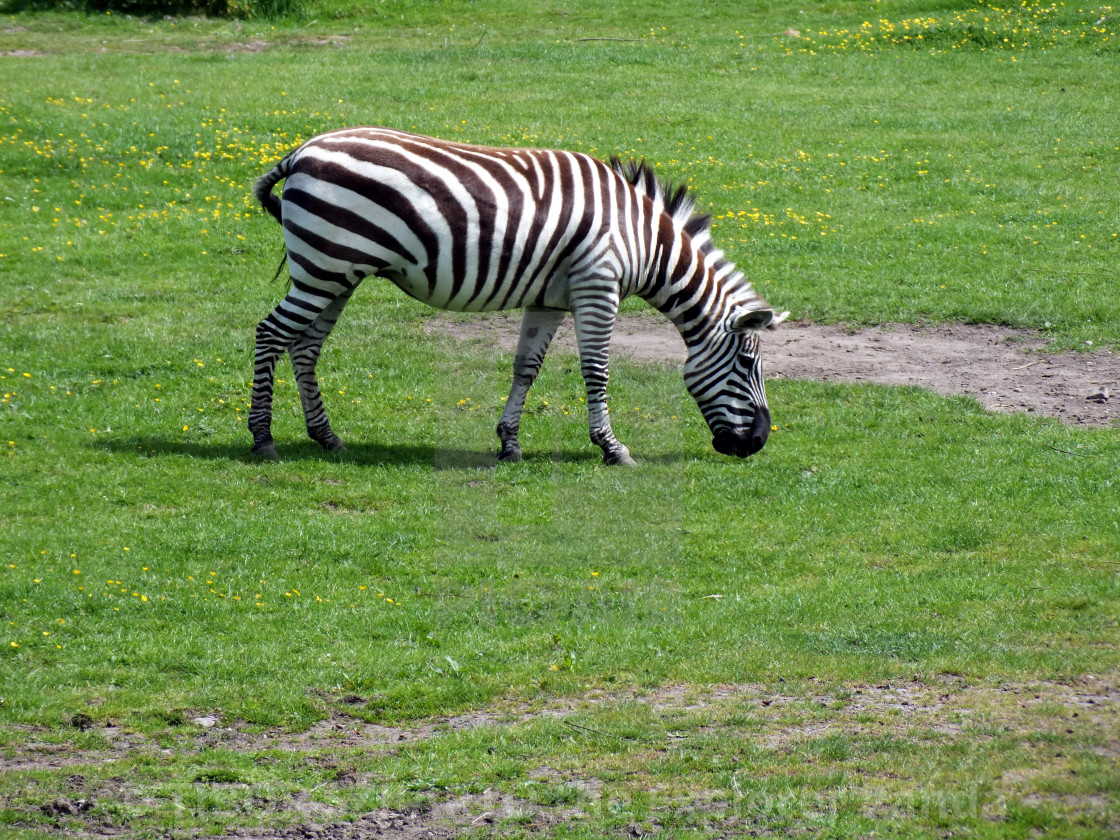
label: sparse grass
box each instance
[0,1,1118,837]
[2,679,1117,837]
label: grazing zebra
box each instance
[250,127,785,464]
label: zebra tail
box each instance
[252,155,294,224]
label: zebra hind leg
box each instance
[248,317,292,460]
[248,285,350,459]
[496,307,566,462]
[290,287,356,453]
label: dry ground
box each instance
[435,314,1118,426]
[6,676,1117,838]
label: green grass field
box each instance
[1,1,1118,837]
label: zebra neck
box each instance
[640,285,719,350]
[637,240,719,345]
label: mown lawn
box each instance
[0,1,1117,837]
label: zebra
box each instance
[249,127,786,465]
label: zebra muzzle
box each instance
[712,407,771,458]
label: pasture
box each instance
[1,1,1118,837]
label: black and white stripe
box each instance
[249,127,785,463]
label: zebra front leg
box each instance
[571,289,635,466]
[496,307,566,462]
[290,287,355,452]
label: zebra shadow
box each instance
[96,437,700,469]
[96,437,619,470]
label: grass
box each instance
[1,1,1118,837]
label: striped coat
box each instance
[250,127,784,464]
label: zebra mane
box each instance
[608,156,763,301]
[609,157,713,241]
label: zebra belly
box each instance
[378,264,571,313]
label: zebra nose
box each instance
[747,406,771,455]
[712,407,771,458]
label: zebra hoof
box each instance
[310,429,346,452]
[250,440,279,460]
[497,446,523,463]
[604,450,637,466]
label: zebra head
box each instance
[683,304,783,458]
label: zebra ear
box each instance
[766,310,790,331]
[729,307,775,333]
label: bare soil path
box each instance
[437,314,1118,426]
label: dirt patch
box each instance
[213,792,572,839]
[209,35,349,52]
[176,698,578,757]
[662,674,1120,755]
[10,677,1113,768]
[5,676,1117,836]
[298,35,351,48]
[222,39,272,52]
[434,313,1118,426]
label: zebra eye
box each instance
[738,334,761,359]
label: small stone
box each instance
[191,716,218,728]
[1086,387,1109,403]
